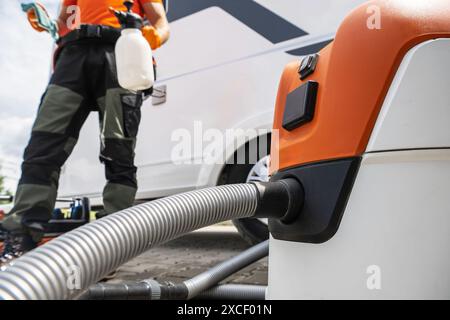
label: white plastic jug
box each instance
[115,28,154,91]
[112,1,154,91]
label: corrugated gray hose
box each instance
[184,239,269,299]
[0,179,304,300]
[196,284,266,300]
[80,239,269,300]
[0,184,259,300]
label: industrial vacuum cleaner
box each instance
[1,0,450,299]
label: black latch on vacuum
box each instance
[298,54,319,80]
[282,81,318,131]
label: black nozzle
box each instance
[124,0,134,12]
[111,0,143,29]
[252,178,304,224]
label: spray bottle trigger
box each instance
[124,1,134,12]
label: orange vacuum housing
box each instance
[271,0,450,174]
[269,0,450,243]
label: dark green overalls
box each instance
[3,25,146,240]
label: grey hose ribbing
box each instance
[0,184,259,300]
[184,240,269,299]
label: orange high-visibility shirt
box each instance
[62,0,163,29]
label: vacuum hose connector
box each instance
[253,178,304,224]
[0,179,304,300]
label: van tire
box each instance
[219,137,271,245]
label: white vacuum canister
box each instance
[115,28,154,91]
[112,0,154,91]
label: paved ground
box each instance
[108,225,268,286]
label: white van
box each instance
[59,0,365,243]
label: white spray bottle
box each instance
[111,0,154,91]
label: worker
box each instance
[0,0,170,268]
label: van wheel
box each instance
[221,155,270,245]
